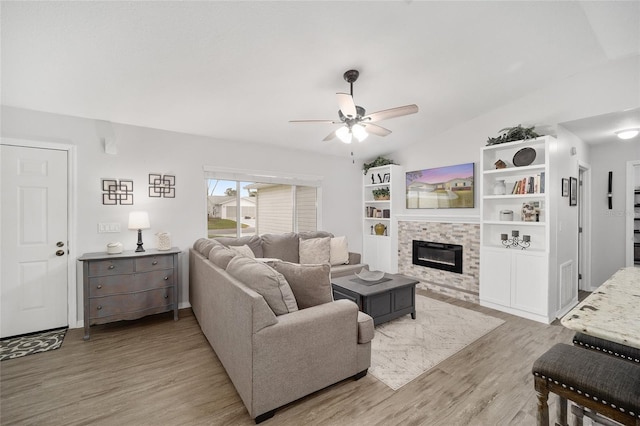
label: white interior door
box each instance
[1,144,69,337]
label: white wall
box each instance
[590,140,640,286]
[1,105,364,324]
[388,54,639,310]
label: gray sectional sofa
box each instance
[189,232,374,423]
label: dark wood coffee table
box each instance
[331,273,418,325]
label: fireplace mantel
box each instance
[395,214,479,224]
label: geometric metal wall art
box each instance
[148,174,175,198]
[101,179,134,205]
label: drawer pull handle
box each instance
[97,305,102,310]
[164,294,169,299]
[108,265,115,270]
[164,276,169,280]
[97,284,102,289]
[152,261,158,265]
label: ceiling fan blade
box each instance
[364,123,392,137]
[289,119,339,124]
[322,130,338,141]
[336,93,357,118]
[364,104,419,122]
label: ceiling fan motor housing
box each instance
[339,105,366,122]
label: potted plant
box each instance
[363,156,397,175]
[486,125,541,146]
[372,187,390,200]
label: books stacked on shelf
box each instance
[511,172,545,194]
[365,206,390,218]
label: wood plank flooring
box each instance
[1,290,576,425]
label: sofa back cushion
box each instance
[299,237,331,265]
[298,231,334,240]
[261,232,299,263]
[208,245,237,269]
[214,235,264,258]
[226,256,299,316]
[272,261,333,309]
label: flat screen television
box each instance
[406,162,474,209]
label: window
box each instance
[204,168,321,238]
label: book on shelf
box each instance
[510,171,545,195]
[365,206,385,218]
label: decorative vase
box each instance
[156,232,171,250]
[374,223,386,236]
[493,180,506,195]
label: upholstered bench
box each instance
[532,343,640,426]
[572,332,640,364]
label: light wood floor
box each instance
[1,290,575,425]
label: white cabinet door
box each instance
[479,248,511,306]
[363,236,394,272]
[511,251,548,315]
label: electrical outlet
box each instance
[98,223,121,233]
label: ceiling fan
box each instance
[290,69,419,144]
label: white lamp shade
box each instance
[128,211,150,230]
[336,126,353,144]
[352,124,368,142]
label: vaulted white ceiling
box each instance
[2,1,639,159]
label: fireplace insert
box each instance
[412,240,463,274]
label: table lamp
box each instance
[128,211,150,252]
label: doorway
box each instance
[578,162,591,291]
[1,140,76,337]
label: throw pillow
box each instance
[272,261,333,309]
[229,244,255,258]
[261,232,299,263]
[208,245,237,269]
[226,256,298,316]
[214,235,264,258]
[299,237,331,264]
[298,231,334,240]
[330,236,349,266]
[199,240,218,257]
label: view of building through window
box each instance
[207,179,317,238]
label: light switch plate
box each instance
[98,222,121,233]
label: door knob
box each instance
[56,241,64,247]
[56,250,65,256]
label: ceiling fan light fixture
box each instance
[352,124,368,142]
[615,128,639,140]
[336,126,352,144]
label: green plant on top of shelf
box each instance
[372,187,390,200]
[486,125,542,146]
[362,156,397,175]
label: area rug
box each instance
[369,295,504,390]
[0,327,67,361]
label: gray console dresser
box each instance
[79,247,180,340]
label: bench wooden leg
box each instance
[570,404,584,426]
[534,376,550,426]
[556,395,568,426]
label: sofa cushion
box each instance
[330,236,350,266]
[357,311,375,344]
[299,231,334,240]
[299,237,331,264]
[208,245,237,269]
[199,240,218,257]
[229,244,255,258]
[193,238,210,252]
[272,261,333,309]
[214,235,264,258]
[261,232,299,263]
[226,256,298,316]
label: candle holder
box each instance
[501,231,531,250]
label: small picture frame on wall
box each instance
[569,177,578,206]
[561,178,569,197]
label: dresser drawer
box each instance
[135,255,174,272]
[88,270,175,297]
[88,258,134,276]
[89,288,174,320]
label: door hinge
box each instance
[578,273,583,280]
[578,227,583,233]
